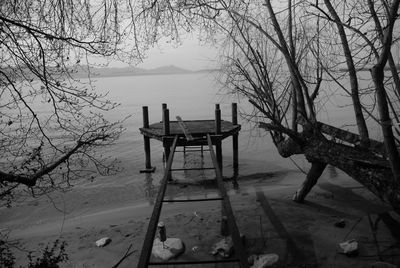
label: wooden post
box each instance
[215,104,223,174]
[140,106,155,173]
[163,108,170,136]
[232,103,239,178]
[162,103,167,109]
[163,108,171,180]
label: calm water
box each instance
[79,73,301,190]
[73,72,384,199]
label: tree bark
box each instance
[293,161,327,203]
[372,67,400,183]
[323,0,370,145]
[265,126,400,214]
[369,0,400,184]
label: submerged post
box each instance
[232,103,239,178]
[140,106,155,173]
[215,104,223,174]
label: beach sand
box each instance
[2,168,400,267]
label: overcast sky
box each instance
[136,36,220,70]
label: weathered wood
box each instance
[162,109,171,180]
[302,136,398,214]
[232,103,239,177]
[142,106,153,172]
[163,108,170,136]
[215,104,223,173]
[176,116,194,141]
[137,136,178,268]
[162,134,223,147]
[207,134,249,268]
[140,120,240,141]
[162,103,167,119]
[297,117,386,155]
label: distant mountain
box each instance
[148,65,193,74]
[72,65,200,78]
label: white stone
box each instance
[210,237,234,258]
[152,237,184,261]
[251,253,279,268]
[95,237,111,247]
[338,239,358,256]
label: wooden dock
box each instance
[137,103,248,267]
[139,103,241,176]
[140,119,240,144]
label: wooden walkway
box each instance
[137,103,247,267]
[137,134,249,267]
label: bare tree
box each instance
[0,0,138,206]
[131,0,400,214]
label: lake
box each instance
[67,72,383,200]
[74,73,306,192]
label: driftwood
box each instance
[259,121,399,214]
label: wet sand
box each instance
[2,169,400,267]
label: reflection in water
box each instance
[144,145,243,203]
[183,146,206,181]
[144,172,156,205]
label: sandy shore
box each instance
[1,168,400,267]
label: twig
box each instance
[344,216,363,240]
[112,243,136,268]
[289,156,308,175]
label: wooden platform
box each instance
[140,119,241,146]
[139,104,240,174]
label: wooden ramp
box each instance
[137,134,249,267]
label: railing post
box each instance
[215,104,223,174]
[140,106,155,173]
[163,107,171,180]
[232,103,239,178]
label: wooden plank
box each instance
[142,120,241,137]
[176,116,194,141]
[207,134,249,268]
[137,136,178,268]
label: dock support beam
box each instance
[232,103,239,178]
[162,105,172,180]
[140,106,155,173]
[215,104,223,175]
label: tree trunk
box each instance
[293,161,327,203]
[268,130,400,215]
[324,0,370,144]
[371,67,400,183]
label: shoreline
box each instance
[3,169,400,267]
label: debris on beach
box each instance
[250,253,279,268]
[334,219,346,228]
[210,237,234,258]
[152,237,184,260]
[95,237,112,247]
[338,239,358,256]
